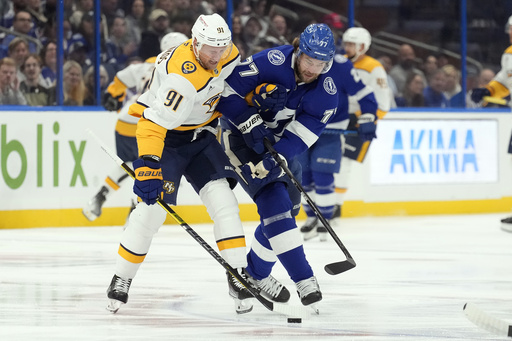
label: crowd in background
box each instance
[0,0,504,108]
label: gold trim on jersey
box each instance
[106,76,128,98]
[216,236,246,251]
[487,80,510,99]
[136,117,167,157]
[115,120,137,137]
[128,102,147,118]
[118,244,146,263]
[105,176,120,191]
[353,55,383,72]
[172,111,222,131]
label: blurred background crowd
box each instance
[0,0,509,108]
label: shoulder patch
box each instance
[267,49,286,66]
[323,77,337,95]
[334,55,348,64]
[182,61,196,74]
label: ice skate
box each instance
[300,217,319,240]
[500,216,512,232]
[243,269,290,303]
[296,276,322,313]
[226,269,253,314]
[106,274,132,313]
[83,186,109,221]
[317,225,328,242]
[332,204,342,219]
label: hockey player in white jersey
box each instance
[105,14,253,314]
[82,32,188,222]
[471,15,512,232]
[333,27,391,219]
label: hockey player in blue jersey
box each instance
[217,23,338,309]
[298,53,378,241]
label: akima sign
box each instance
[370,119,498,184]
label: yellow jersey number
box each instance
[164,90,184,111]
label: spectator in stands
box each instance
[40,40,57,85]
[170,12,195,37]
[243,15,264,55]
[152,0,175,17]
[189,0,214,17]
[395,71,425,107]
[422,55,438,81]
[7,38,30,81]
[2,10,39,53]
[25,0,48,34]
[139,9,170,60]
[210,0,227,18]
[389,44,425,96]
[19,53,52,106]
[423,69,448,107]
[478,68,496,87]
[108,15,139,66]
[266,13,291,45]
[378,54,398,98]
[0,57,27,105]
[83,65,110,106]
[242,0,269,37]
[231,15,249,61]
[442,64,464,107]
[68,0,95,31]
[437,53,450,68]
[125,0,147,46]
[322,12,344,54]
[101,0,123,29]
[60,60,86,106]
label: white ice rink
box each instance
[1,213,512,340]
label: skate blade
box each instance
[82,208,99,222]
[303,230,318,241]
[234,298,254,314]
[500,223,512,233]
[309,304,320,315]
[106,299,123,313]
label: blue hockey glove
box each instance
[133,156,163,205]
[241,152,286,186]
[103,92,123,111]
[357,113,377,142]
[233,107,275,154]
[250,83,287,112]
[470,87,491,103]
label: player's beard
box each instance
[295,62,319,84]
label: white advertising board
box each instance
[370,119,499,185]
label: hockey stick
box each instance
[463,302,512,337]
[263,138,356,275]
[86,129,310,318]
[483,96,509,106]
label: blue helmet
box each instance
[299,23,335,62]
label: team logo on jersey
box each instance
[163,181,175,194]
[267,50,285,66]
[323,77,337,95]
[182,61,196,74]
[334,55,348,64]
[204,93,222,114]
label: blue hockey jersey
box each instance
[217,45,339,160]
[326,54,377,126]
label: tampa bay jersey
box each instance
[326,54,377,128]
[129,39,240,131]
[217,44,339,160]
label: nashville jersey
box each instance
[486,45,512,99]
[129,39,240,131]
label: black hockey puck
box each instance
[287,317,302,323]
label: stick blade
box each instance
[324,259,356,275]
[463,302,512,337]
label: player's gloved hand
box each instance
[357,113,377,142]
[241,152,286,186]
[470,87,491,103]
[234,107,275,154]
[103,92,123,111]
[251,83,287,112]
[133,156,163,205]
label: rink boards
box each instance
[1,107,512,228]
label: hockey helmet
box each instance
[191,13,232,67]
[506,15,512,33]
[342,27,371,62]
[298,23,335,62]
[160,32,188,52]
